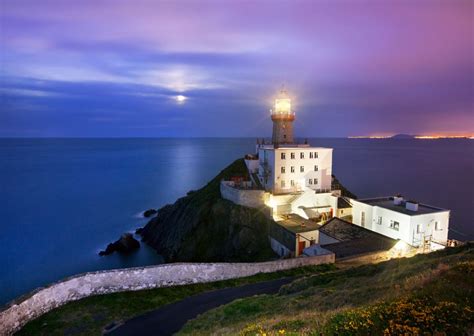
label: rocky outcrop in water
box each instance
[139,159,276,262]
[99,233,140,256]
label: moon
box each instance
[174,95,187,104]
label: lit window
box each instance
[291,152,295,159]
[314,152,318,158]
[313,178,318,184]
[281,153,286,160]
[291,166,295,173]
[310,152,313,159]
[377,216,382,225]
[281,180,286,188]
[309,179,313,185]
[281,166,285,173]
[300,166,304,172]
[390,220,400,231]
[290,180,295,186]
[300,152,304,159]
[314,165,318,171]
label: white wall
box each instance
[409,211,450,246]
[220,181,265,208]
[351,199,450,247]
[290,191,337,220]
[245,159,260,174]
[0,255,335,335]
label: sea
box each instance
[0,138,473,305]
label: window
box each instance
[309,179,313,185]
[361,212,365,227]
[281,153,286,160]
[390,220,400,231]
[377,216,382,225]
[300,152,304,159]
[281,166,285,173]
[417,224,421,233]
[314,152,318,158]
[310,152,313,159]
[300,166,304,172]
[281,180,286,188]
[291,166,295,173]
[435,221,442,231]
[290,179,295,186]
[291,152,295,159]
[283,134,286,139]
[313,178,318,184]
[314,165,318,171]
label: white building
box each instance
[257,145,333,195]
[351,196,450,249]
[256,90,333,195]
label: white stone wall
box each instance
[220,181,266,208]
[0,255,334,335]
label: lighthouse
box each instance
[271,90,295,145]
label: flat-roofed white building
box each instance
[350,196,449,249]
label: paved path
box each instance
[108,277,294,336]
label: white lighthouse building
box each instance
[256,90,333,194]
[221,88,451,258]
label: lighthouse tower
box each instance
[271,89,295,145]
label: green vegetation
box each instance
[16,264,335,336]
[178,243,474,335]
[140,158,277,262]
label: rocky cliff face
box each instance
[140,159,277,262]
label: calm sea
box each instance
[0,138,473,304]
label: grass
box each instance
[178,243,474,335]
[16,244,474,335]
[15,264,335,336]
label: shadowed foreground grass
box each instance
[16,244,474,335]
[15,264,335,336]
[178,244,474,335]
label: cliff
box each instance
[140,159,277,262]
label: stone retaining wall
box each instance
[220,180,266,208]
[0,254,334,335]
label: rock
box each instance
[141,158,277,263]
[99,233,140,256]
[135,227,143,235]
[143,209,158,218]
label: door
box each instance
[298,241,306,256]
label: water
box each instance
[0,138,472,305]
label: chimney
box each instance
[393,195,403,205]
[406,200,419,212]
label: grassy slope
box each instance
[141,158,276,262]
[178,243,474,335]
[15,265,335,336]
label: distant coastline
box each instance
[348,133,474,139]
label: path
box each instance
[108,277,294,336]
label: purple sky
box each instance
[1,0,473,137]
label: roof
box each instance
[337,197,352,209]
[319,217,397,258]
[276,214,322,234]
[357,197,448,216]
[258,145,332,151]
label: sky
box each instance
[1,0,473,137]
